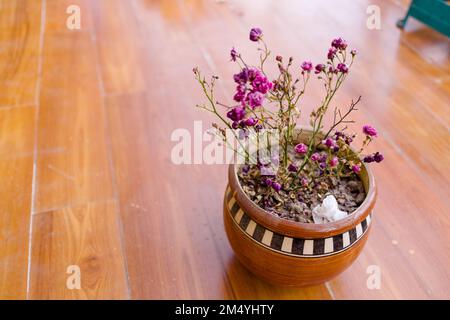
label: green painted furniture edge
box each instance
[397,0,450,38]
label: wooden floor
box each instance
[0,0,449,299]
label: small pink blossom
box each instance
[272,182,282,192]
[294,143,308,154]
[363,125,378,137]
[331,37,347,50]
[329,156,339,167]
[233,90,245,102]
[327,48,337,60]
[301,61,313,72]
[311,153,321,161]
[230,47,238,61]
[351,164,361,173]
[252,75,272,94]
[246,91,264,108]
[249,27,263,41]
[244,117,257,126]
[337,63,348,73]
[226,106,246,121]
[322,137,337,148]
[315,64,326,74]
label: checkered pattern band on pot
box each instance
[226,186,371,258]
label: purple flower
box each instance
[234,67,263,86]
[363,155,374,163]
[301,178,309,187]
[249,27,263,42]
[246,91,264,108]
[337,63,348,73]
[329,156,339,167]
[301,61,313,72]
[334,131,344,139]
[252,75,272,94]
[352,164,361,173]
[237,84,246,92]
[234,84,247,101]
[288,163,298,172]
[272,182,282,192]
[244,117,257,126]
[315,63,325,74]
[327,47,337,60]
[294,143,308,154]
[331,37,347,50]
[247,68,261,81]
[271,80,279,91]
[364,152,384,163]
[264,178,273,186]
[374,152,384,163]
[363,125,378,137]
[311,152,321,161]
[241,164,250,174]
[331,38,341,48]
[226,106,246,121]
[233,69,248,84]
[230,47,238,61]
[231,121,239,129]
[322,137,337,148]
[233,90,245,102]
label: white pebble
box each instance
[312,195,348,223]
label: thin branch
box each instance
[320,95,361,143]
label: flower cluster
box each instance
[232,68,272,104]
[305,124,383,178]
[225,64,273,129]
[193,29,384,195]
[364,152,384,163]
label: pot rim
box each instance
[228,129,377,239]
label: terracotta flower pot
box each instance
[223,129,377,286]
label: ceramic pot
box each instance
[223,129,376,286]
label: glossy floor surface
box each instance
[0,0,449,299]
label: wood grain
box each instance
[0,0,42,107]
[0,0,41,299]
[0,156,34,299]
[0,0,448,299]
[28,201,129,299]
[35,31,114,213]
[106,92,237,299]
[0,107,35,299]
[91,0,146,95]
[27,0,129,299]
